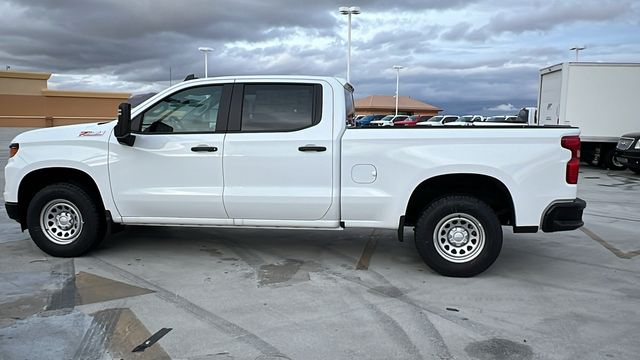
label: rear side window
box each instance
[241,84,317,132]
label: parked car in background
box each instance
[356,114,385,127]
[459,115,484,123]
[485,116,507,123]
[484,116,525,123]
[370,115,409,127]
[416,115,459,126]
[616,133,640,174]
[449,115,483,126]
[517,107,537,125]
[354,115,366,122]
[393,115,432,127]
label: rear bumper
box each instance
[5,202,20,222]
[541,198,586,232]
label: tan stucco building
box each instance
[0,70,130,127]
[355,95,441,116]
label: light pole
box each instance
[393,65,403,116]
[198,47,213,77]
[339,6,360,83]
[570,46,586,62]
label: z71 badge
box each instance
[78,130,105,137]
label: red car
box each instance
[393,114,433,127]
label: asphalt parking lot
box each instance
[1,127,639,360]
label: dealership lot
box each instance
[1,128,639,359]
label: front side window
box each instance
[140,85,223,133]
[241,84,316,132]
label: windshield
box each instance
[379,115,394,122]
[427,116,443,122]
[458,116,474,122]
[407,115,419,121]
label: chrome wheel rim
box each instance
[433,213,485,263]
[40,200,83,245]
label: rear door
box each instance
[539,69,563,125]
[222,81,334,221]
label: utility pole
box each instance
[393,65,403,116]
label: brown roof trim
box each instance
[355,95,442,111]
[42,89,131,99]
[0,71,51,80]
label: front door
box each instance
[109,83,230,221]
[222,82,334,221]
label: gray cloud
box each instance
[443,0,634,42]
[1,0,638,111]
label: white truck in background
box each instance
[538,62,640,170]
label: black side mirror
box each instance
[115,102,135,146]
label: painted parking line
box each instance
[580,227,640,259]
[356,229,380,270]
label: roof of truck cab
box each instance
[184,75,347,85]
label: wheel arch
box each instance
[404,173,515,227]
[16,167,105,229]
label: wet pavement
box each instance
[1,127,639,359]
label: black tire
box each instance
[604,148,627,170]
[414,195,502,277]
[26,183,104,257]
[630,165,640,175]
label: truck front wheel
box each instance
[414,195,502,277]
[26,183,104,257]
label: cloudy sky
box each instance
[2,0,639,115]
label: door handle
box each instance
[298,145,326,152]
[191,146,218,152]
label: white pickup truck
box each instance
[4,76,585,277]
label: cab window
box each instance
[138,85,223,133]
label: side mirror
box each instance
[115,103,135,146]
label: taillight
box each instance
[9,143,19,158]
[561,136,580,184]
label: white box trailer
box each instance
[537,62,640,169]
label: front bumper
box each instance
[615,150,640,167]
[5,202,20,222]
[541,198,586,232]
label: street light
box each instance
[570,46,586,62]
[339,6,361,83]
[198,47,214,77]
[393,65,403,116]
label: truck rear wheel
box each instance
[414,195,502,277]
[26,183,104,257]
